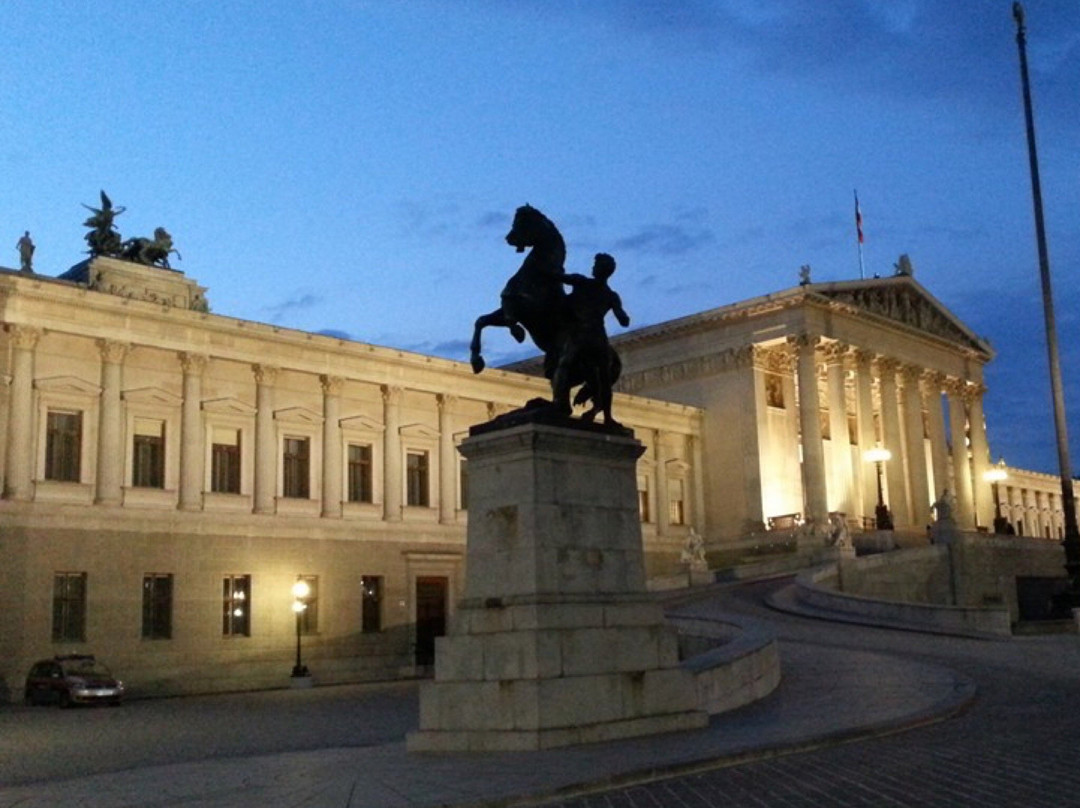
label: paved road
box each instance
[539,580,1080,808]
[0,680,418,786]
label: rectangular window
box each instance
[459,458,468,511]
[347,443,373,503]
[406,451,430,507]
[52,572,87,642]
[668,479,686,526]
[282,437,310,499]
[222,575,251,636]
[141,574,173,639]
[295,575,318,635]
[637,475,650,523]
[361,576,383,633]
[211,427,241,494]
[45,411,81,482]
[132,418,165,488]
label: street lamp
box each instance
[1013,4,1080,606]
[291,578,310,679]
[864,447,893,530]
[984,459,1009,534]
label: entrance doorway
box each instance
[414,576,448,669]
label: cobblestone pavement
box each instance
[537,580,1080,808]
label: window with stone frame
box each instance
[52,572,87,642]
[361,575,383,633]
[406,450,430,507]
[282,437,310,499]
[222,574,251,636]
[210,427,241,494]
[637,474,651,523]
[132,418,165,488]
[347,443,373,503]
[45,410,82,482]
[141,573,173,640]
[668,478,686,526]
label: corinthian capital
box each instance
[251,364,279,386]
[98,339,132,364]
[6,324,43,350]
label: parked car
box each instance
[24,655,124,707]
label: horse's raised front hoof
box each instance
[470,354,485,374]
[510,323,526,343]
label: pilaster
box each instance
[382,385,403,521]
[252,364,279,514]
[4,325,42,500]
[437,393,458,524]
[321,375,344,518]
[95,339,130,505]
[177,352,207,511]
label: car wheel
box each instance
[58,691,71,709]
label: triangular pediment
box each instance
[274,406,323,425]
[339,413,385,433]
[202,396,256,417]
[400,423,439,440]
[34,375,101,396]
[123,386,183,407]
[810,276,992,357]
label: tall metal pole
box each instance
[1013,3,1080,605]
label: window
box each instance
[637,475,650,523]
[132,418,165,488]
[361,576,383,633]
[45,411,82,482]
[142,574,173,639]
[222,575,251,636]
[406,451,430,507]
[52,572,87,642]
[668,479,686,526]
[211,427,241,494]
[282,437,310,498]
[295,575,318,635]
[347,443,373,503]
[458,458,468,510]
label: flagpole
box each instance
[854,190,866,279]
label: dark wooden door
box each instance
[414,576,448,667]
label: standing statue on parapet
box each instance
[16,231,34,273]
[553,253,630,425]
[469,205,626,425]
[82,191,125,258]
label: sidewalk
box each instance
[0,635,975,808]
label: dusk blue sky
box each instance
[3,1,1079,475]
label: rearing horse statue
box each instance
[470,204,567,376]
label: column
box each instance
[437,394,457,524]
[923,372,950,503]
[4,325,41,500]
[946,379,976,530]
[382,385,403,521]
[95,339,129,505]
[823,342,853,516]
[876,357,909,528]
[791,333,827,524]
[689,431,706,535]
[853,349,877,524]
[177,352,207,511]
[320,375,344,518]
[900,364,931,527]
[252,364,278,515]
[966,383,993,529]
[654,429,669,538]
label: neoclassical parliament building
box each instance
[0,256,1069,699]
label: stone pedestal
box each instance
[407,418,707,752]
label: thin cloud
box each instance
[264,292,321,323]
[614,223,714,256]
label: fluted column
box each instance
[853,349,877,524]
[177,352,207,511]
[946,380,976,530]
[923,372,950,502]
[382,385,403,521]
[320,375,344,518]
[823,342,853,516]
[790,334,827,524]
[4,325,41,500]
[966,383,993,529]
[252,364,278,514]
[654,430,669,538]
[94,339,129,505]
[437,394,457,524]
[900,364,931,527]
[876,357,909,528]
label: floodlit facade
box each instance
[0,258,1071,700]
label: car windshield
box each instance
[59,659,112,678]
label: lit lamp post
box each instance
[984,459,1009,534]
[1013,4,1080,607]
[864,447,893,530]
[291,579,310,679]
